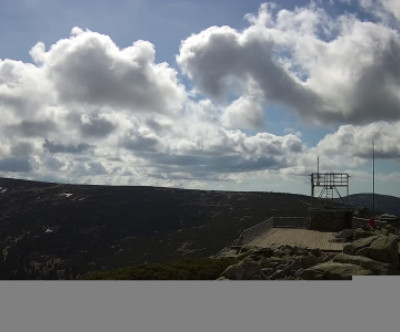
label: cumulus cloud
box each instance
[317,121,400,159]
[0,25,308,184]
[221,91,265,129]
[177,3,400,124]
[177,22,321,120]
[33,27,186,114]
[2,2,400,191]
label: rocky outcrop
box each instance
[297,262,374,280]
[218,225,400,280]
[343,236,378,255]
[368,235,399,268]
[218,244,327,280]
[332,253,391,274]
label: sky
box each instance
[1,0,400,197]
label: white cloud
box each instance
[37,28,186,114]
[0,26,307,185]
[2,3,400,194]
[221,91,264,129]
[177,3,400,124]
[317,121,400,159]
[382,0,400,22]
[359,0,400,24]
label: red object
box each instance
[369,218,376,229]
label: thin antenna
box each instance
[317,156,319,174]
[372,141,375,215]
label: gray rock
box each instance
[261,268,276,276]
[296,268,325,280]
[287,258,302,272]
[259,258,269,268]
[383,225,398,235]
[294,268,305,277]
[292,247,309,256]
[239,246,255,253]
[253,247,273,257]
[220,264,245,280]
[343,244,353,255]
[247,254,262,261]
[321,253,337,263]
[301,262,374,280]
[282,245,293,251]
[336,229,353,240]
[368,235,400,268]
[237,247,257,260]
[344,236,378,255]
[270,269,289,280]
[333,253,391,274]
[272,249,285,257]
[355,247,370,257]
[239,260,261,279]
[269,257,286,265]
[310,248,322,257]
[352,228,376,240]
[277,264,289,270]
[300,255,319,269]
[250,274,264,280]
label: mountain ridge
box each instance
[1,176,399,279]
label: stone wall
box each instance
[309,208,353,231]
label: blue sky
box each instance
[1,0,400,198]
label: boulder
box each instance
[342,244,352,254]
[310,248,323,257]
[296,268,325,280]
[335,229,353,240]
[333,253,391,274]
[276,263,289,271]
[300,262,374,280]
[261,268,276,277]
[220,264,245,280]
[237,247,257,260]
[287,258,302,272]
[382,225,399,235]
[320,253,337,263]
[250,274,264,280]
[216,277,229,280]
[368,235,400,268]
[272,249,285,258]
[355,247,370,257]
[300,255,319,269]
[291,246,309,256]
[352,228,375,240]
[270,269,289,280]
[247,254,262,261]
[344,236,378,255]
[253,247,273,257]
[239,260,261,279]
[260,258,273,269]
[239,246,256,253]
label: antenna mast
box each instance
[372,141,375,215]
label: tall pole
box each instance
[372,141,375,216]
